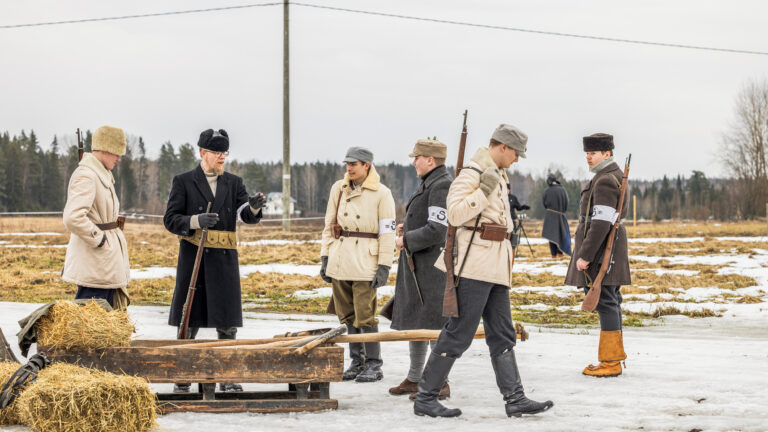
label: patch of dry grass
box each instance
[630,271,756,290]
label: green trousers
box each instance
[331,279,378,328]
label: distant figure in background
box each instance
[506,189,530,221]
[62,125,130,310]
[541,173,572,257]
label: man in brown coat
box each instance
[564,133,631,377]
[62,126,130,310]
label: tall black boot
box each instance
[356,326,383,382]
[343,325,366,381]
[413,353,461,418]
[174,326,199,393]
[217,327,243,392]
[491,349,553,417]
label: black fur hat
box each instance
[198,129,229,152]
[583,133,614,152]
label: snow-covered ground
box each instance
[1,301,766,432]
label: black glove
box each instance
[320,256,332,283]
[197,213,219,228]
[249,193,266,210]
[519,204,530,211]
[370,265,390,289]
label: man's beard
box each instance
[212,164,224,176]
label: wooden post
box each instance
[633,194,637,237]
[282,0,291,231]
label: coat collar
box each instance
[421,165,450,188]
[193,164,215,204]
[79,152,114,188]
[344,164,381,192]
[469,147,508,183]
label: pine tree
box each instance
[177,143,198,174]
[136,137,149,207]
[45,136,65,210]
[157,142,177,202]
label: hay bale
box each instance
[17,362,157,432]
[0,361,24,425]
[36,300,134,349]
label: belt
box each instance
[96,217,125,231]
[546,208,566,216]
[339,230,378,239]
[180,229,238,249]
[462,225,512,241]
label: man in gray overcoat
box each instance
[389,139,452,399]
[541,173,571,257]
[564,133,630,378]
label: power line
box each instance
[291,2,768,56]
[1,1,766,56]
[0,2,281,29]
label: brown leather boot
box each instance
[389,378,418,396]
[583,330,626,377]
[410,382,449,400]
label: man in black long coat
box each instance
[541,173,572,257]
[164,129,265,392]
[388,139,451,399]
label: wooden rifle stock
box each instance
[581,154,632,312]
[178,202,213,339]
[442,110,468,318]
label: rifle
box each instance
[581,154,632,312]
[76,128,84,162]
[441,110,468,318]
[178,202,213,339]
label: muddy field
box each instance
[1,217,767,327]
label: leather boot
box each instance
[356,326,383,382]
[409,382,450,401]
[413,353,461,418]
[343,325,366,381]
[390,378,419,395]
[583,330,626,377]
[491,349,553,417]
[217,327,243,392]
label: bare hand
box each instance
[396,223,404,236]
[395,236,404,251]
[576,258,590,271]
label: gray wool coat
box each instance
[390,165,452,330]
[565,162,631,287]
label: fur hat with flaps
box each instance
[198,129,229,152]
[91,126,127,156]
[583,133,614,152]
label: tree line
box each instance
[0,128,759,221]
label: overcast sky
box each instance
[1,0,767,180]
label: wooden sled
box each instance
[39,338,343,414]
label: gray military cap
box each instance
[491,124,528,158]
[343,146,373,164]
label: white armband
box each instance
[591,205,618,224]
[427,206,448,227]
[236,202,250,223]
[379,218,396,234]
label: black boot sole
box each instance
[506,402,554,417]
[414,407,462,418]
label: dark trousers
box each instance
[432,277,517,359]
[583,285,623,331]
[548,242,560,257]
[179,326,238,340]
[75,286,114,307]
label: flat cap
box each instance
[491,124,527,158]
[583,133,614,152]
[409,139,447,159]
[343,146,373,164]
[198,129,229,152]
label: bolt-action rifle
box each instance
[441,110,468,318]
[581,154,632,312]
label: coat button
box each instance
[470,202,476,208]
[344,212,348,216]
[199,206,203,210]
[356,215,360,219]
[346,199,350,202]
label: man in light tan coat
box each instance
[320,147,396,382]
[62,126,130,310]
[414,124,553,419]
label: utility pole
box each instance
[282,0,291,231]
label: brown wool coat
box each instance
[564,161,631,287]
[61,153,131,293]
